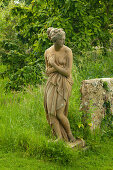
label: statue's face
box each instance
[55,35,65,48]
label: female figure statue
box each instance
[44,27,75,142]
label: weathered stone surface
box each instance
[81,78,113,130]
[67,138,86,148]
[44,27,75,142]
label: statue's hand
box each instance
[46,67,56,75]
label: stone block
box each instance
[80,78,113,130]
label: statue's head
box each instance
[47,27,65,47]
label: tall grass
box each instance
[0,49,113,164]
[0,75,80,164]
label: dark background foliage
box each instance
[0,0,113,90]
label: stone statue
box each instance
[44,27,75,142]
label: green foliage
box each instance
[0,62,113,166]
[0,138,113,170]
[0,1,113,166]
[0,73,113,167]
[0,3,45,90]
[10,0,112,51]
[102,81,109,91]
[5,60,44,91]
[74,49,113,80]
[1,0,9,6]
[101,99,113,138]
[0,77,79,165]
[0,0,113,90]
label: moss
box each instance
[103,100,111,114]
[103,81,109,91]
[101,99,113,133]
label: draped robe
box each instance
[44,46,73,141]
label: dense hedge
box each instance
[0,0,113,90]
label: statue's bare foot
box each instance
[54,137,63,142]
[68,134,76,142]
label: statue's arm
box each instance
[46,67,57,74]
[44,50,57,75]
[50,49,73,77]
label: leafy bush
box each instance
[0,0,113,90]
[10,1,111,61]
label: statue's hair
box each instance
[47,27,65,42]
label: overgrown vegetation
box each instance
[0,0,113,168]
[0,0,113,90]
[0,64,113,166]
[102,81,109,91]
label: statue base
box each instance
[67,138,86,148]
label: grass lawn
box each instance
[0,136,113,170]
[0,150,65,170]
[0,66,113,170]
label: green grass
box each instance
[0,137,113,170]
[0,78,113,169]
[0,69,81,165]
[0,150,66,170]
[0,52,113,169]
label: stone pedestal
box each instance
[80,78,113,130]
[67,139,86,148]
